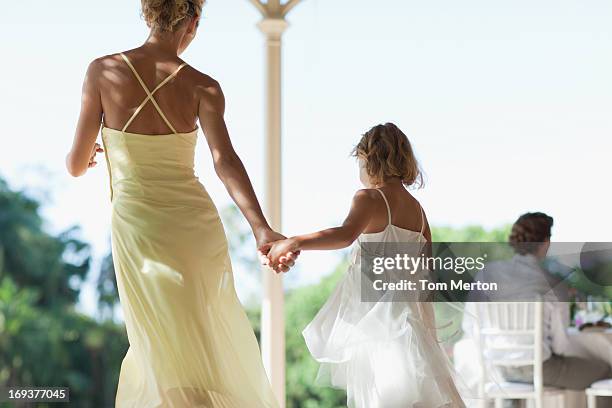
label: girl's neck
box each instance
[373,178,403,189]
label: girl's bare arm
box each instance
[265,190,376,266]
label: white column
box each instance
[258,17,288,408]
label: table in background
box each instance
[567,327,612,366]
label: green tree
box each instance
[0,178,90,308]
[432,224,511,242]
[0,177,128,407]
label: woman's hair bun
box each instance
[508,212,554,255]
[141,0,204,32]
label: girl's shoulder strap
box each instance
[417,201,426,235]
[375,188,392,225]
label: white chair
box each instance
[587,379,612,408]
[473,302,566,408]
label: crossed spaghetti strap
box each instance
[375,188,426,236]
[102,53,188,202]
[119,52,187,135]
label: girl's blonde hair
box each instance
[352,122,423,188]
[141,0,204,32]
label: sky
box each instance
[1,0,611,314]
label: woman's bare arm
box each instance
[66,60,104,177]
[197,78,289,252]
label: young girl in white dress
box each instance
[264,123,466,408]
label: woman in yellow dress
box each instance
[65,1,295,406]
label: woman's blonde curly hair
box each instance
[141,0,204,32]
[352,122,423,188]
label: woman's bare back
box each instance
[94,47,216,135]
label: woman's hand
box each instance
[255,228,299,273]
[255,228,285,251]
[67,59,103,177]
[266,237,301,273]
[88,142,104,168]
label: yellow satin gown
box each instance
[100,53,278,408]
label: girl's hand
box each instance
[88,142,104,168]
[267,237,300,273]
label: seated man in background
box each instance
[462,212,610,390]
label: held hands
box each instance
[258,236,300,274]
[256,228,300,274]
